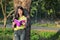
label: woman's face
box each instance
[18,9,23,16]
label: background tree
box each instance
[13,0,31,40]
[0,0,14,27]
[0,0,60,28]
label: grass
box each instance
[0,28,13,40]
[31,30,56,38]
[31,30,60,40]
[0,28,60,40]
[32,22,57,28]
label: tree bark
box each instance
[13,0,31,40]
[3,16,7,28]
[13,0,31,11]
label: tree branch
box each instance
[7,10,14,18]
[0,0,6,16]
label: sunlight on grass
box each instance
[32,23,57,28]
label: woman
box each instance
[12,6,27,40]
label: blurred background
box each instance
[0,0,60,40]
[0,0,60,28]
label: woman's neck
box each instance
[19,15,23,17]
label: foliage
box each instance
[31,30,60,40]
[0,0,60,24]
[30,0,60,21]
[0,28,60,40]
[0,28,13,40]
[0,0,14,20]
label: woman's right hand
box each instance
[12,22,15,29]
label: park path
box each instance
[0,24,60,32]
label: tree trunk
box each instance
[13,0,31,11]
[13,0,31,40]
[4,16,7,28]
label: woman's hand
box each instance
[12,22,15,29]
[22,20,27,28]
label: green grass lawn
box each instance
[0,28,13,40]
[32,22,57,28]
[0,28,60,40]
[31,30,60,40]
